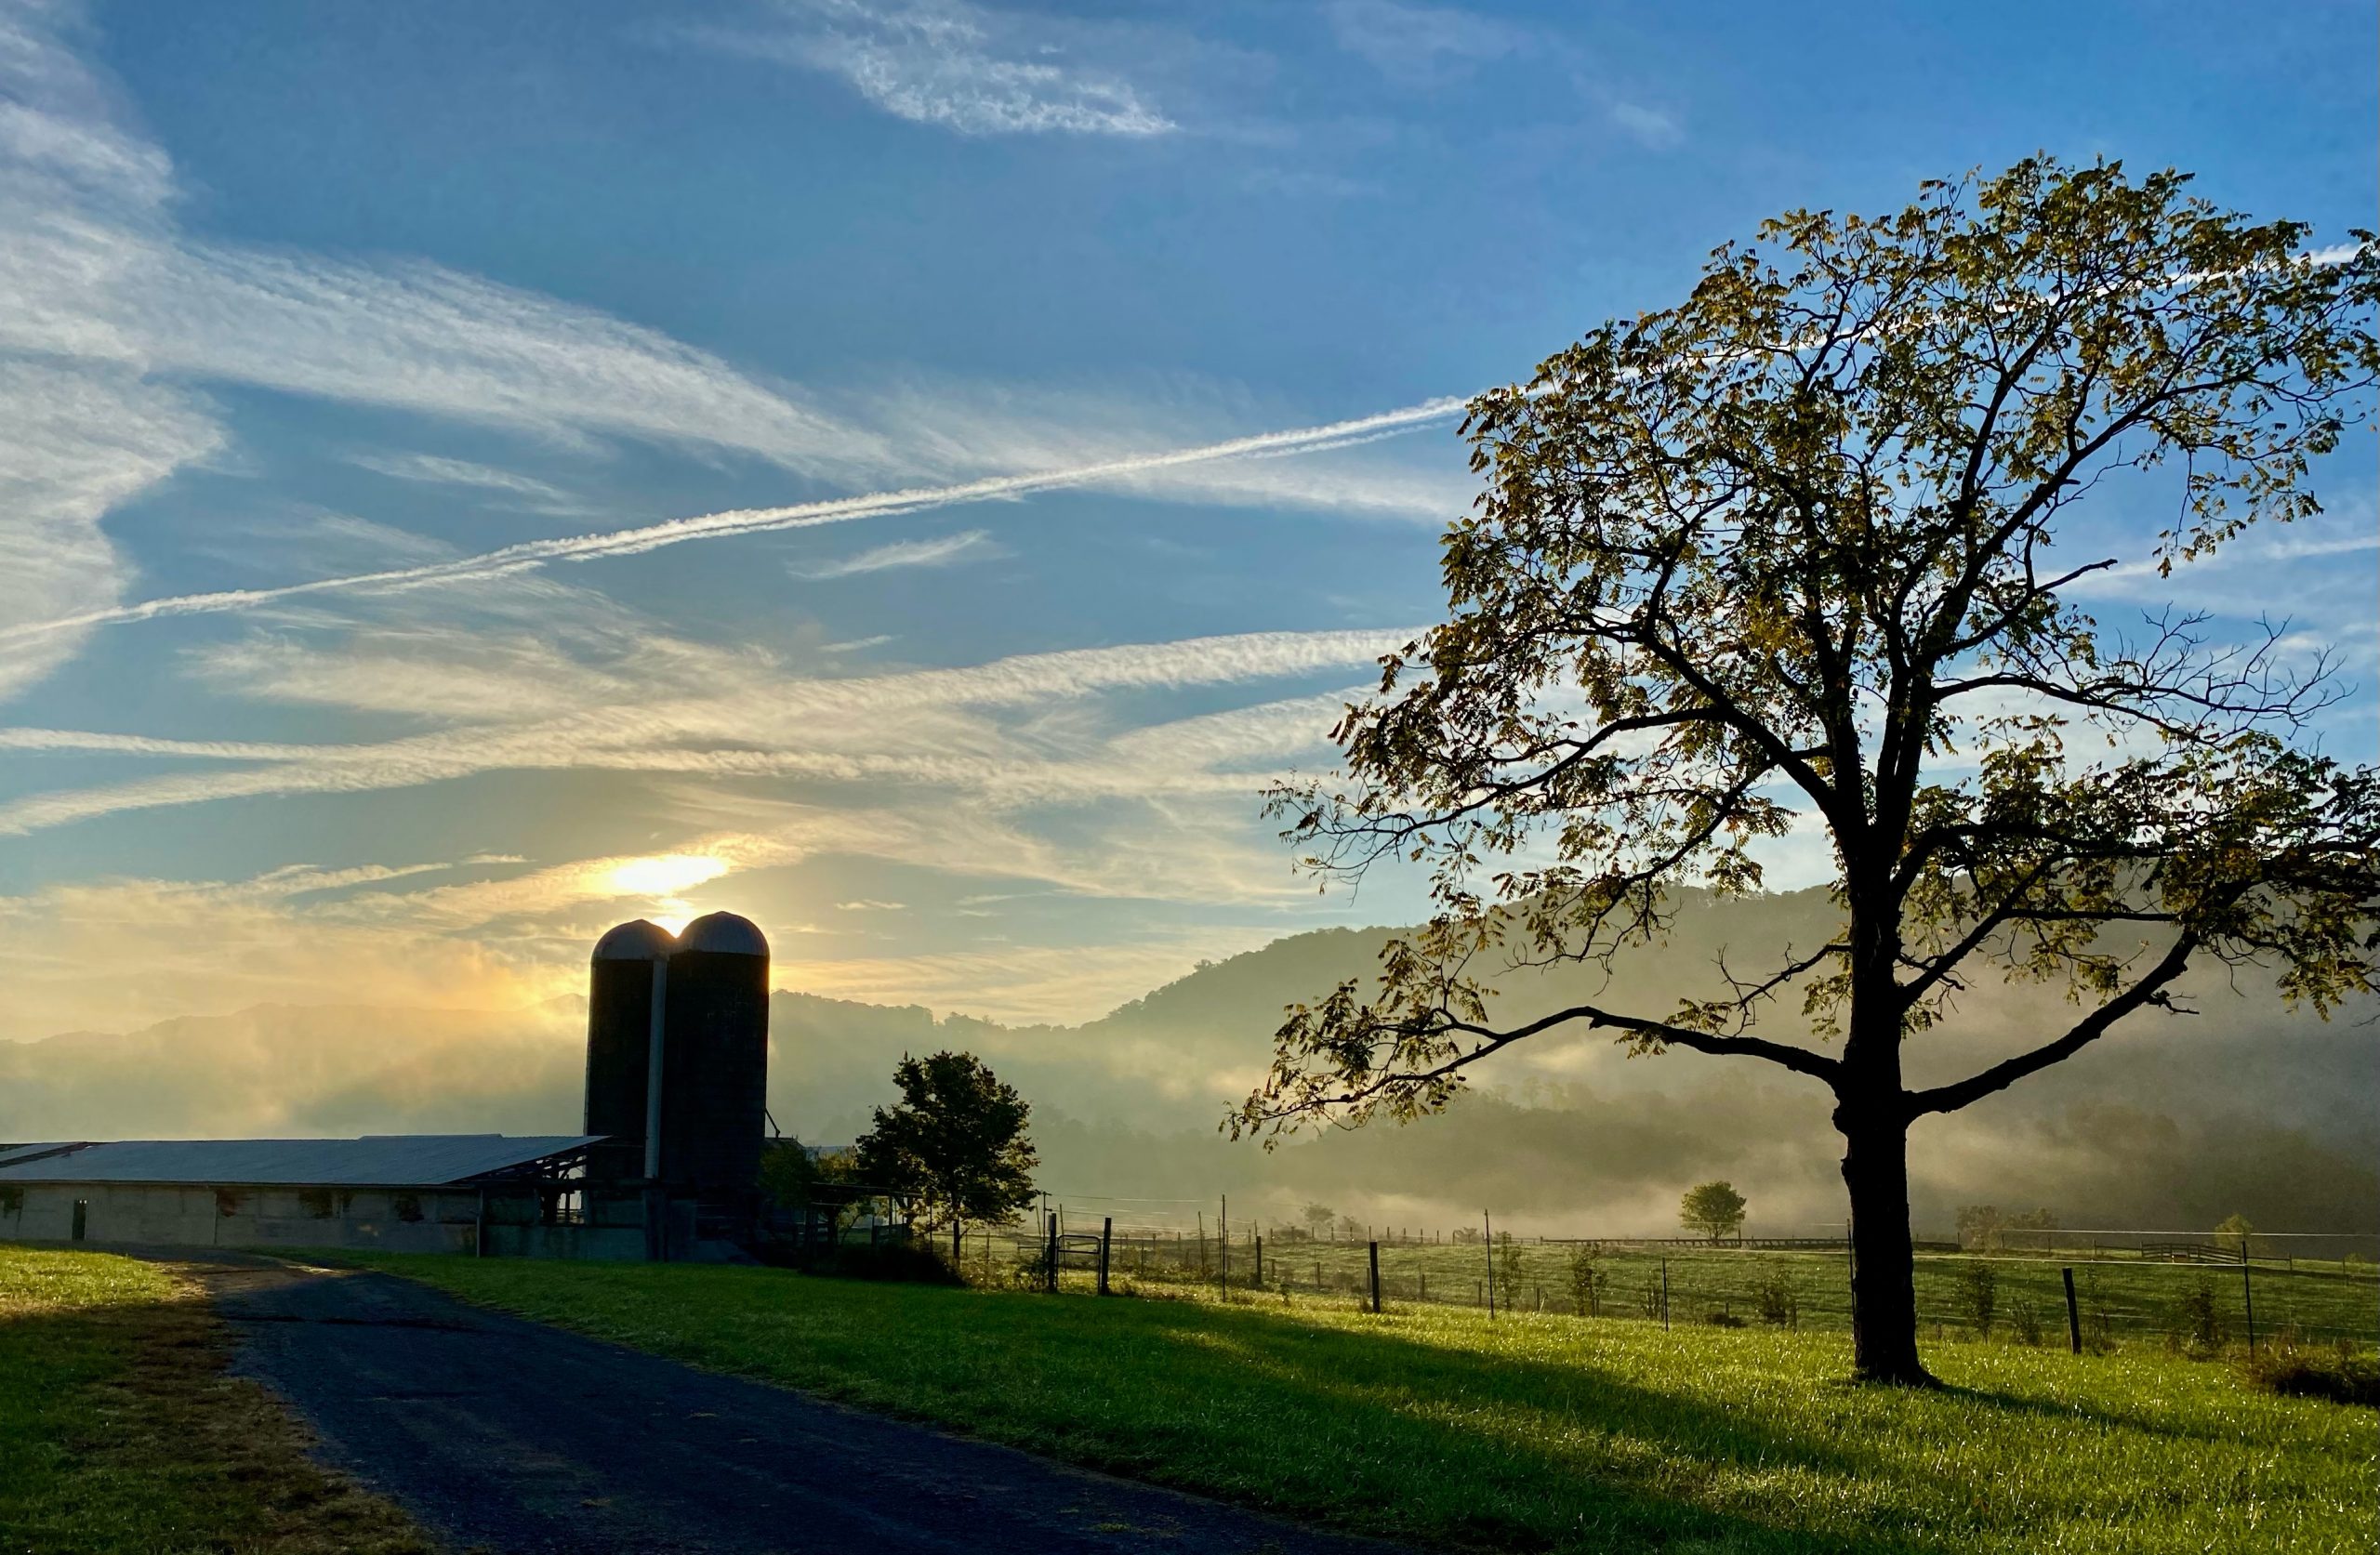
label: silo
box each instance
[585,919,675,1187]
[659,912,771,1215]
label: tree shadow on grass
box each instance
[965,1295,1936,1555]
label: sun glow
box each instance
[604,853,729,899]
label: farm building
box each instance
[0,1135,628,1258]
[0,911,773,1262]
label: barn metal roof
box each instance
[0,1135,602,1188]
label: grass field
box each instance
[1056,1236,2380,1347]
[0,1245,425,1555]
[355,1252,2379,1555]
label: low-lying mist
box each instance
[6,889,2371,1240]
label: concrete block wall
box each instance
[0,1183,482,1254]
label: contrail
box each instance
[2,395,1472,645]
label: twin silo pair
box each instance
[584,912,770,1257]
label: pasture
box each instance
[0,1245,423,1555]
[1046,1233,2380,1347]
[355,1251,2379,1555]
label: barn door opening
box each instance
[71,1199,88,1242]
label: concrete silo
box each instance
[579,912,770,1258]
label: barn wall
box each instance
[1,1183,479,1253]
[0,1183,648,1259]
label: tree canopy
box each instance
[1231,157,2378,1383]
[854,1050,1038,1232]
[1680,1181,1749,1243]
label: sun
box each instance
[603,853,729,899]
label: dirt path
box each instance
[178,1254,1401,1555]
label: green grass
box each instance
[354,1253,2379,1554]
[1092,1239,2380,1347]
[0,1245,425,1554]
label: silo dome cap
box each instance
[674,910,768,956]
[591,919,676,961]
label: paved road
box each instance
[185,1255,1401,1555]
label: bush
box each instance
[2241,1334,2380,1406]
[1752,1273,1799,1328]
[820,1242,967,1285]
[2167,1279,2227,1356]
[1567,1247,1605,1317]
[2009,1298,2044,1347]
[1704,1310,1748,1328]
[1959,1260,1997,1337]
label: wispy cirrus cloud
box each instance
[0,625,1410,837]
[0,392,1468,649]
[1325,0,1524,86]
[787,528,1001,580]
[699,0,1173,138]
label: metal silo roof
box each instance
[0,1134,602,1188]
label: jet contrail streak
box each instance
[2,395,1472,644]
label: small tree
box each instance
[760,1138,870,1241]
[1956,1204,2007,1252]
[853,1051,1038,1241]
[1960,1260,1999,1337]
[1567,1245,1605,1316]
[1681,1181,1748,1244]
[1233,158,2380,1385]
[1299,1202,1337,1240]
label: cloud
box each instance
[787,528,1001,580]
[0,393,1469,649]
[703,0,1172,138]
[1606,100,1682,149]
[0,625,1412,836]
[348,452,584,509]
[1326,1,1523,86]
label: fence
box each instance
[856,1201,2380,1350]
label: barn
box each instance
[0,911,773,1262]
[0,1135,625,1258]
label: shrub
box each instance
[1752,1273,1799,1328]
[1566,1246,1605,1317]
[2241,1334,2380,1407]
[1960,1260,1998,1337]
[2009,1298,2043,1347]
[2168,1279,2227,1356]
[1705,1310,1748,1328]
[825,1242,968,1285]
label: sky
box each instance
[2,0,2373,1041]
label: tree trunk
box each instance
[1841,1112,1935,1386]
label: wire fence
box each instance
[848,1200,2380,1350]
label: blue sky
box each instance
[2,0,2373,1038]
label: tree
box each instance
[1680,1181,1748,1243]
[1231,158,2380,1385]
[759,1138,869,1241]
[1300,1202,1338,1239]
[853,1051,1038,1242]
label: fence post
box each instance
[1254,1233,1263,1287]
[1045,1211,1059,1294]
[2241,1237,2255,1353]
[1099,1216,1113,1296]
[1368,1240,1382,1313]
[2062,1266,2082,1354]
[1660,1258,1671,1330]
[1483,1210,1496,1318]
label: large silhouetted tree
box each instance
[855,1050,1038,1242]
[1231,159,2379,1385]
